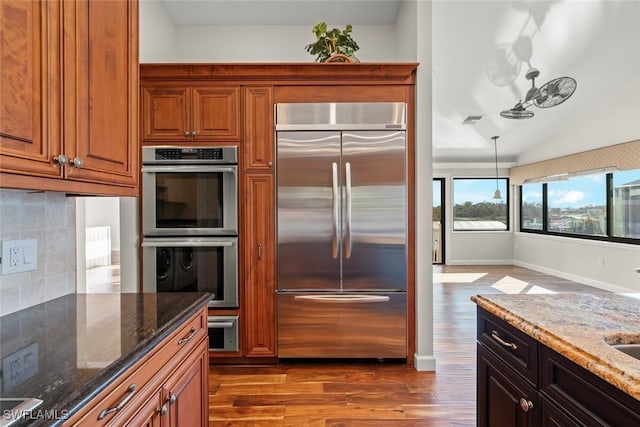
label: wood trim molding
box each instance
[510,139,640,185]
[140,63,418,85]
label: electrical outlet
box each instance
[1,239,38,274]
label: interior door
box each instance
[341,131,407,291]
[276,131,341,290]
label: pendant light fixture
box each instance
[492,136,502,200]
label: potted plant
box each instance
[305,22,360,63]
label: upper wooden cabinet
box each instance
[0,0,62,178]
[141,85,241,143]
[0,0,138,196]
[243,86,274,171]
[62,0,138,187]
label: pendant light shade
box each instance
[492,136,502,200]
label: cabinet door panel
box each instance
[244,86,273,170]
[63,0,138,185]
[193,87,241,141]
[0,0,62,177]
[164,339,208,427]
[478,345,537,427]
[141,87,191,141]
[243,174,276,357]
[121,390,162,427]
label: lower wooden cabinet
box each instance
[163,339,208,427]
[477,307,640,427]
[477,345,537,427]
[65,307,208,427]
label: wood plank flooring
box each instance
[209,265,607,426]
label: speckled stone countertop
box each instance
[472,293,640,401]
[0,292,212,426]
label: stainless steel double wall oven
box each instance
[142,146,239,351]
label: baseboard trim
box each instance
[513,260,634,293]
[414,354,436,371]
[446,259,514,266]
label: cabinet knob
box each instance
[170,394,177,405]
[53,154,68,166]
[159,403,168,416]
[184,131,191,137]
[519,398,533,412]
[191,131,197,137]
[268,161,273,167]
[71,157,84,168]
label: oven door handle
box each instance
[141,165,237,174]
[208,321,235,328]
[142,240,234,247]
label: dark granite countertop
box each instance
[0,292,212,426]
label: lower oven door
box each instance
[208,316,239,352]
[142,237,238,307]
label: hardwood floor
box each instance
[209,265,607,426]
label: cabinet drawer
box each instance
[477,307,538,385]
[540,345,640,427]
[67,308,207,426]
[540,395,582,427]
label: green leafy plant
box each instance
[305,22,360,63]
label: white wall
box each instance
[514,233,640,292]
[140,0,178,62]
[171,24,396,62]
[434,165,515,265]
[85,198,121,251]
[394,0,417,62]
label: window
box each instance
[521,183,543,230]
[519,168,640,244]
[453,178,509,231]
[547,174,607,236]
[612,169,640,239]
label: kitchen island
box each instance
[0,292,211,426]
[472,292,640,426]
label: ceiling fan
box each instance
[500,68,577,119]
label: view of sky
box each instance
[522,169,640,208]
[435,170,640,209]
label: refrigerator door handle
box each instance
[293,295,390,303]
[332,162,339,259]
[345,161,352,259]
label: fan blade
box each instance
[535,77,577,108]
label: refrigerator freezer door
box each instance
[277,131,342,290]
[341,131,407,291]
[277,292,407,358]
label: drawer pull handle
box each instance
[97,384,136,420]
[178,327,197,345]
[491,330,518,350]
[519,398,533,412]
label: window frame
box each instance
[518,172,639,245]
[452,177,510,232]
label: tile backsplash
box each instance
[0,190,76,316]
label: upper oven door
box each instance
[142,164,238,236]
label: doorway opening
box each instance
[75,197,138,293]
[433,178,445,264]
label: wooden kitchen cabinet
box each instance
[163,339,209,426]
[477,307,640,427]
[141,85,241,143]
[65,307,208,427]
[478,345,538,427]
[243,86,274,170]
[242,173,276,357]
[0,0,138,195]
[0,0,62,179]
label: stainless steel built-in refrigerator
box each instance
[276,102,407,358]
